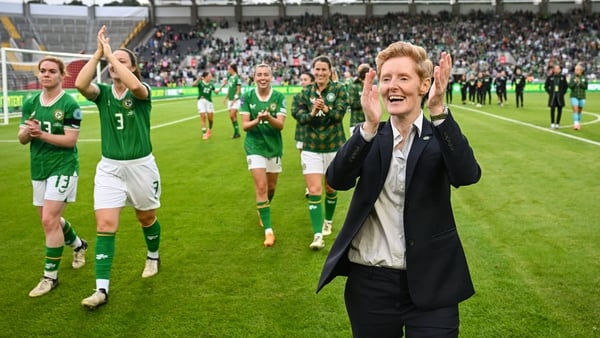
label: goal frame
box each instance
[1,47,101,125]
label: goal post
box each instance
[1,47,102,125]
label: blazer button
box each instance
[408,240,414,246]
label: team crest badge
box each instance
[269,103,277,112]
[326,93,336,102]
[53,110,64,121]
[122,99,133,109]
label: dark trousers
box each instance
[515,90,524,107]
[345,263,459,338]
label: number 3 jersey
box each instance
[94,83,153,160]
[21,91,81,180]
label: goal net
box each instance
[1,48,101,125]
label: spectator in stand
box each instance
[544,64,568,130]
[568,63,589,131]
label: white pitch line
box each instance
[0,106,228,143]
[452,104,600,147]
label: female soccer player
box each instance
[240,64,286,247]
[18,56,88,297]
[192,71,219,139]
[218,64,242,138]
[568,63,589,130]
[347,64,371,135]
[75,25,164,309]
[292,55,349,250]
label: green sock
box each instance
[95,232,116,280]
[308,195,323,234]
[142,219,161,253]
[233,120,239,134]
[325,191,338,221]
[44,246,64,277]
[257,201,272,230]
[62,219,77,246]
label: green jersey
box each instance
[241,88,287,158]
[291,81,348,153]
[292,93,306,143]
[347,81,365,127]
[569,75,588,99]
[226,73,241,100]
[93,82,152,160]
[21,91,81,180]
[197,81,216,102]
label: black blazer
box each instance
[544,74,568,107]
[317,112,482,310]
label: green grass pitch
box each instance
[0,91,599,336]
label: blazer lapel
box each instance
[405,121,433,189]
[378,121,395,189]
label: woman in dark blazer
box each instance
[317,41,481,337]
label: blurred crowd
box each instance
[134,10,600,87]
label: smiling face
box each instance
[38,59,64,91]
[378,56,430,118]
[254,64,272,90]
[312,60,332,87]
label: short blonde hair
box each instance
[375,41,433,81]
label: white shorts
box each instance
[197,98,214,113]
[32,175,78,206]
[94,154,161,211]
[301,151,337,175]
[227,99,241,110]
[247,155,282,173]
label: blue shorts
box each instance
[570,97,586,108]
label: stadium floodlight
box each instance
[1,48,101,125]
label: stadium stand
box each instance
[0,2,598,90]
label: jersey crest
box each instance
[122,98,133,109]
[54,110,64,121]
